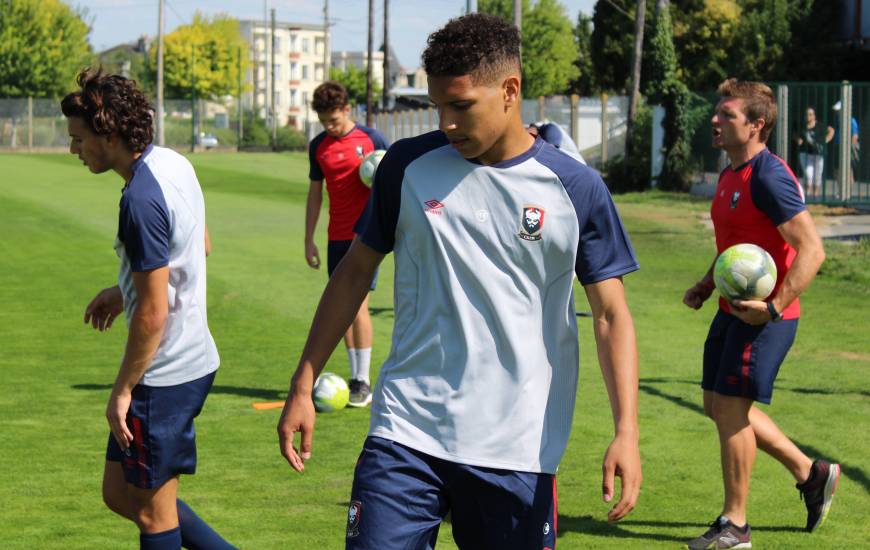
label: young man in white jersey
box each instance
[278,14,641,549]
[62,69,235,550]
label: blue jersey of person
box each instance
[354,132,638,474]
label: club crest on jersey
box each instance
[347,500,362,538]
[355,145,365,158]
[730,191,741,209]
[518,206,545,241]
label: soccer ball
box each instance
[358,149,387,186]
[312,372,349,412]
[714,243,777,302]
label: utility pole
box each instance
[513,0,521,30]
[366,0,374,126]
[156,0,165,145]
[323,0,329,80]
[271,8,277,145]
[466,0,474,14]
[238,47,243,146]
[190,45,196,153]
[626,0,646,161]
[382,0,389,111]
[264,1,270,123]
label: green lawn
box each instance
[0,152,867,549]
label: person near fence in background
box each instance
[683,78,837,550]
[794,107,833,197]
[832,100,861,188]
[528,120,586,164]
[61,68,235,550]
[305,81,389,407]
[280,13,641,549]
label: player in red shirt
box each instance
[682,79,838,549]
[305,82,389,407]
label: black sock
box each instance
[177,499,237,550]
[140,527,181,550]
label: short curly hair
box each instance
[61,68,153,153]
[312,81,349,113]
[717,78,777,144]
[423,13,521,84]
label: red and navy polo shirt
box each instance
[711,148,806,319]
[308,124,389,241]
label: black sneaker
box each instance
[347,379,372,408]
[686,516,751,549]
[796,459,840,532]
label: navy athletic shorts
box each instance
[702,310,798,404]
[327,239,378,291]
[346,436,557,550]
[105,371,216,489]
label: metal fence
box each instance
[687,82,869,206]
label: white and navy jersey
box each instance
[356,132,638,473]
[532,121,585,164]
[115,145,219,387]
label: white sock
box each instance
[355,348,372,385]
[346,347,358,380]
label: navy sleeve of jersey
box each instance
[750,153,806,226]
[308,132,326,181]
[538,123,564,149]
[360,125,390,150]
[537,147,639,284]
[118,176,170,272]
[356,131,448,253]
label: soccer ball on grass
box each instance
[358,149,387,186]
[713,243,777,302]
[313,372,349,412]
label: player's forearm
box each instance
[594,310,640,438]
[771,241,825,313]
[115,307,167,391]
[304,187,323,242]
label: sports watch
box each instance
[767,301,783,323]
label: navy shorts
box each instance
[327,239,378,291]
[106,371,216,489]
[346,436,557,550]
[702,310,798,404]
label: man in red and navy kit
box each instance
[305,82,389,407]
[683,79,838,549]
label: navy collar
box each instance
[469,135,545,168]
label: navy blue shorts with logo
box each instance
[105,371,216,489]
[327,239,378,291]
[346,436,557,550]
[703,310,798,404]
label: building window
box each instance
[273,64,282,81]
[302,38,310,53]
[273,35,281,53]
[289,34,297,52]
[290,89,297,107]
[275,91,281,106]
[315,38,324,56]
[302,91,309,109]
[290,62,297,80]
[302,65,309,80]
[315,63,324,81]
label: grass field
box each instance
[0,152,867,549]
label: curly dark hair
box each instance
[312,81,349,113]
[60,68,153,153]
[422,13,521,84]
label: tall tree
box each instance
[478,0,578,98]
[670,0,741,91]
[625,0,646,161]
[329,65,381,107]
[568,12,597,96]
[0,0,92,97]
[150,12,248,100]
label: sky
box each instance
[75,0,596,69]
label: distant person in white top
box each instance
[529,120,586,164]
[278,13,641,549]
[62,69,235,550]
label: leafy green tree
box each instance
[568,12,597,96]
[151,12,248,100]
[669,0,741,90]
[328,65,381,107]
[729,0,791,82]
[0,0,92,97]
[590,0,643,93]
[478,0,578,97]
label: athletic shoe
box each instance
[796,459,840,532]
[347,379,372,408]
[686,516,752,549]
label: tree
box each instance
[478,0,578,97]
[0,0,92,97]
[329,65,381,107]
[590,0,637,93]
[151,12,248,100]
[568,12,597,96]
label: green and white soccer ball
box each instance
[358,149,387,186]
[714,243,777,302]
[313,372,349,412]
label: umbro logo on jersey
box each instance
[424,199,444,216]
[518,205,545,241]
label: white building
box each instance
[239,20,328,130]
